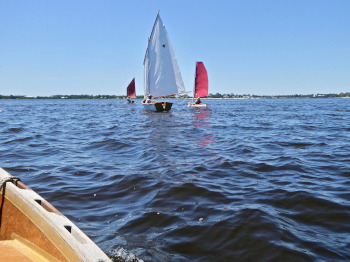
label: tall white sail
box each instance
[144,14,186,98]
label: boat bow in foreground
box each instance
[0,167,111,262]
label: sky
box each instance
[0,0,349,96]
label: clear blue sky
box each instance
[1,0,349,96]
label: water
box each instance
[0,98,349,261]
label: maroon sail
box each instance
[194,62,208,98]
[126,78,136,98]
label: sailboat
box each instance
[126,78,136,103]
[188,62,208,108]
[142,12,188,112]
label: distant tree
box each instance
[213,93,222,98]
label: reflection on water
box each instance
[191,108,215,147]
[192,108,211,129]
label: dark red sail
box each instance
[194,62,208,98]
[126,78,136,98]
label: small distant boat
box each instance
[0,167,111,262]
[142,12,188,112]
[126,78,136,104]
[188,62,209,108]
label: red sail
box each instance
[126,78,136,98]
[194,62,208,98]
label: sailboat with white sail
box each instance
[188,62,209,108]
[142,12,188,112]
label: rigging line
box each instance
[0,176,21,229]
[0,176,21,192]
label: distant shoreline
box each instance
[0,93,349,100]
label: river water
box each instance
[0,98,349,261]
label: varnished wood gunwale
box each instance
[0,167,111,262]
[0,195,68,261]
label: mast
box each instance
[193,62,196,103]
[144,11,159,98]
[143,11,160,65]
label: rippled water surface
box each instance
[1,98,350,261]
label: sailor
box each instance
[146,94,153,103]
[195,97,201,104]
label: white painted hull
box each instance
[142,103,157,111]
[188,102,207,108]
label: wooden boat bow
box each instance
[0,167,111,262]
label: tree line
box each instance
[1,93,349,99]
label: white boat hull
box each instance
[142,103,157,111]
[188,102,207,108]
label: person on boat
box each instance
[145,94,153,104]
[126,97,131,103]
[195,97,201,104]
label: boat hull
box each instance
[188,102,207,108]
[142,101,173,112]
[0,167,111,262]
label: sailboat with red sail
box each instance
[126,78,136,103]
[188,62,208,108]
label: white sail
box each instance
[144,14,186,98]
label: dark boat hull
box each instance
[142,102,173,112]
